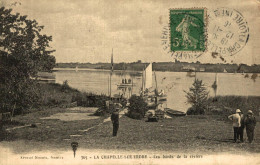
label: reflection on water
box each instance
[54,69,260,112]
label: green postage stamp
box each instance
[170,9,206,52]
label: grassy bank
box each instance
[0,107,106,152]
[206,96,260,115]
[1,84,260,154]
[1,111,259,154]
[16,82,111,115]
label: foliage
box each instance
[56,62,260,73]
[72,92,110,108]
[127,95,148,119]
[206,96,260,116]
[0,7,56,113]
[61,80,71,92]
[184,79,209,115]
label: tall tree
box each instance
[0,7,56,113]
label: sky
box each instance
[1,0,260,65]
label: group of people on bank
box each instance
[228,109,256,143]
[110,105,257,143]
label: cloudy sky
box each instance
[1,0,260,64]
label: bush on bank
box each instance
[126,95,148,120]
[185,79,209,115]
[205,96,260,116]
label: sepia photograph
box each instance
[0,0,259,164]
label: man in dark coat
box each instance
[111,108,119,136]
[244,110,256,143]
[238,112,245,142]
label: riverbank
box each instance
[206,96,260,115]
[1,83,260,154]
[1,108,259,154]
[13,82,111,115]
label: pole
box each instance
[109,72,112,98]
[108,76,110,96]
[154,71,158,94]
[131,76,133,97]
[141,69,144,96]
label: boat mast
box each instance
[109,48,113,98]
[154,71,158,95]
[108,76,110,96]
[142,65,145,95]
[215,72,218,97]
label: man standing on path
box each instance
[111,108,119,136]
[228,109,241,143]
[244,110,256,143]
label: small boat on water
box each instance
[31,72,56,83]
[165,108,186,117]
[186,72,196,77]
[158,95,167,102]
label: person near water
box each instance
[238,111,245,142]
[228,109,241,143]
[111,108,119,136]
[244,110,256,143]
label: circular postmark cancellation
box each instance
[161,8,207,60]
[208,8,249,57]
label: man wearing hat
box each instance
[111,108,120,136]
[228,109,241,142]
[244,110,256,143]
[238,111,245,142]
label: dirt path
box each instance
[78,108,128,133]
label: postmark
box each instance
[208,8,249,57]
[169,8,207,52]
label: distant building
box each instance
[199,68,205,72]
[182,65,196,71]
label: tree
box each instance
[0,7,56,114]
[184,79,209,115]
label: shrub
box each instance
[206,96,260,116]
[126,95,148,119]
[187,106,205,115]
[184,79,209,115]
[61,80,71,92]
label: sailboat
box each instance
[141,63,167,108]
[211,72,218,101]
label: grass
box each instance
[18,82,112,115]
[1,84,259,155]
[0,107,106,153]
[37,82,79,107]
[1,108,259,154]
[206,96,260,115]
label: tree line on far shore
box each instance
[55,61,260,73]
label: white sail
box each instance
[144,63,153,89]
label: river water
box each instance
[54,68,259,112]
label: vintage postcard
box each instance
[0,0,259,165]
